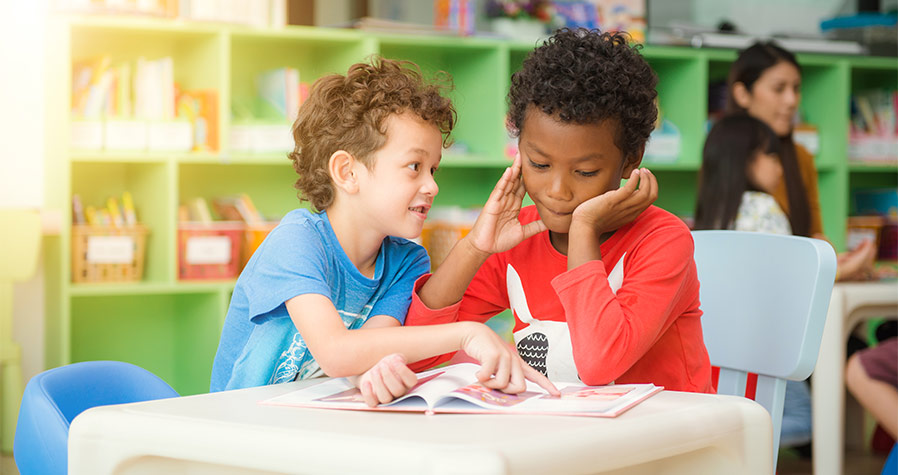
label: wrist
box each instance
[569,218,599,241]
[455,321,478,350]
[460,234,492,261]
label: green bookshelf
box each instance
[44,15,898,395]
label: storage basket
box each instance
[420,222,472,271]
[178,222,243,280]
[847,216,885,253]
[71,224,148,283]
[242,221,280,267]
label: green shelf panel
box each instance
[178,163,302,221]
[850,64,898,93]
[648,169,699,219]
[846,55,898,70]
[440,153,512,168]
[800,62,849,169]
[229,32,373,121]
[817,168,849,250]
[230,24,364,43]
[377,42,507,159]
[849,171,899,193]
[179,152,291,166]
[643,161,700,171]
[848,162,899,173]
[433,167,507,208]
[645,56,707,167]
[640,45,703,61]
[71,23,223,93]
[70,293,223,395]
[71,161,174,283]
[70,151,171,163]
[69,280,235,296]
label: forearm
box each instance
[566,221,602,270]
[310,322,475,377]
[418,237,490,309]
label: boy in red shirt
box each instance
[405,29,713,392]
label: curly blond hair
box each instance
[289,57,456,211]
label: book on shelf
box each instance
[261,363,663,417]
[212,194,263,224]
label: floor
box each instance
[0,448,891,474]
[776,447,891,475]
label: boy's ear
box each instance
[731,82,752,109]
[622,145,644,178]
[329,150,361,194]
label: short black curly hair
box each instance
[508,29,658,163]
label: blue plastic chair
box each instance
[884,443,898,475]
[13,361,179,475]
[692,231,836,473]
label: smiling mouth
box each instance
[408,205,429,215]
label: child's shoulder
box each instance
[260,209,331,252]
[627,205,692,240]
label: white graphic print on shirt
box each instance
[508,254,625,383]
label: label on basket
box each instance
[86,236,135,264]
[186,236,232,265]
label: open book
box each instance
[261,363,662,417]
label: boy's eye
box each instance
[430,167,438,176]
[528,159,549,170]
[576,170,599,177]
[407,163,420,172]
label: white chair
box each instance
[692,230,837,473]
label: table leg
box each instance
[812,288,844,475]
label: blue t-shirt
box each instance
[210,208,430,392]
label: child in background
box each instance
[210,57,557,406]
[694,114,794,234]
[405,29,713,393]
[694,113,815,448]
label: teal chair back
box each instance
[692,231,836,472]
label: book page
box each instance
[261,363,483,411]
[433,382,661,417]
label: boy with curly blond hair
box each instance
[211,57,556,405]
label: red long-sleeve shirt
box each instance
[407,205,713,393]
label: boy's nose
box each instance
[422,174,439,196]
[545,174,570,201]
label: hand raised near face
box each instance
[571,168,658,236]
[465,153,548,256]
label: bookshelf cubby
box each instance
[45,15,897,395]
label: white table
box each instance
[812,281,898,475]
[69,380,773,475]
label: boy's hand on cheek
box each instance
[467,153,547,255]
[572,168,658,235]
[356,353,418,407]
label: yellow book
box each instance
[107,197,124,227]
[121,191,137,226]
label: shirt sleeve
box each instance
[243,222,332,325]
[550,225,697,385]
[405,252,510,371]
[369,242,431,324]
